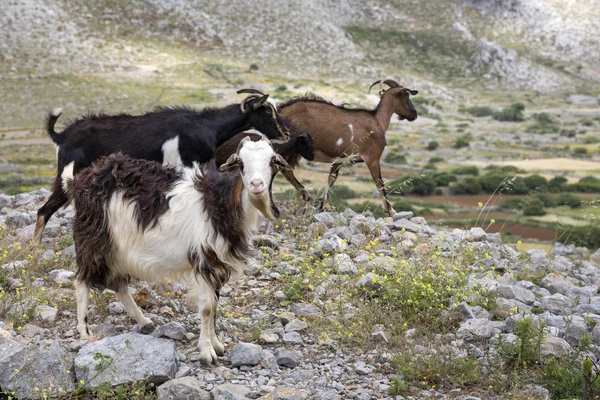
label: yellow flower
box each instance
[478,202,483,207]
[517,240,522,246]
[490,219,495,224]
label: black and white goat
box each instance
[63,137,291,365]
[214,131,315,200]
[34,89,290,243]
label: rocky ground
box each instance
[1,189,600,399]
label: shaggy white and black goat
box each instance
[63,137,291,365]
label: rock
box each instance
[356,272,383,291]
[108,301,126,315]
[552,256,573,273]
[333,253,357,275]
[261,386,304,400]
[6,211,34,229]
[157,377,211,400]
[313,212,336,226]
[229,342,263,367]
[540,293,572,314]
[540,336,570,359]
[522,384,550,399]
[387,218,420,233]
[74,332,179,388]
[60,244,76,258]
[355,361,371,375]
[371,324,388,343]
[315,236,347,256]
[291,303,322,317]
[467,227,486,241]
[565,319,589,346]
[1,260,29,272]
[493,298,531,319]
[528,249,549,271]
[0,339,75,399]
[567,286,597,304]
[274,348,301,368]
[540,274,573,295]
[314,389,341,400]
[455,301,476,320]
[34,305,58,323]
[283,331,304,344]
[0,194,12,209]
[592,323,600,345]
[213,383,251,400]
[457,318,494,341]
[393,211,414,220]
[285,319,308,332]
[39,249,56,261]
[48,269,75,285]
[497,284,535,305]
[259,332,279,344]
[254,234,279,249]
[154,322,187,340]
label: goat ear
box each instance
[408,89,418,95]
[220,154,242,172]
[272,154,293,171]
[253,94,269,110]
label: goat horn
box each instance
[382,79,401,88]
[240,94,263,113]
[236,88,266,96]
[236,136,252,153]
[368,80,382,93]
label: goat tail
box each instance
[46,108,64,145]
[61,161,75,200]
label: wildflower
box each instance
[478,202,483,207]
[490,219,495,224]
[517,240,522,246]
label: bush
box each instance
[328,184,357,200]
[429,156,444,164]
[524,174,548,191]
[526,113,560,134]
[500,197,525,210]
[427,141,439,151]
[392,199,415,214]
[572,147,589,157]
[558,225,600,249]
[556,193,581,208]
[568,176,600,193]
[384,152,408,164]
[522,198,546,216]
[478,173,508,193]
[389,174,437,196]
[449,176,482,195]
[532,192,556,207]
[582,135,600,144]
[451,165,479,176]
[548,176,568,192]
[454,135,470,149]
[462,106,494,117]
[484,165,524,174]
[508,177,530,195]
[431,172,457,187]
[493,103,525,122]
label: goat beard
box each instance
[248,180,280,221]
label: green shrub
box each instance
[454,135,470,149]
[497,317,544,368]
[500,197,525,210]
[568,176,600,193]
[556,193,581,208]
[548,176,568,192]
[572,147,589,157]
[526,113,560,134]
[557,224,600,249]
[384,152,408,164]
[429,156,444,163]
[509,177,530,195]
[427,141,440,151]
[431,172,457,187]
[451,165,479,176]
[275,84,288,91]
[484,165,524,174]
[532,192,556,207]
[449,176,482,195]
[328,184,357,200]
[392,199,415,213]
[582,135,600,144]
[522,198,546,216]
[347,201,388,219]
[493,103,525,122]
[524,174,548,191]
[478,173,508,193]
[462,106,494,117]
[389,174,437,196]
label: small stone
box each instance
[497,284,536,305]
[457,318,494,341]
[355,361,372,375]
[388,218,420,233]
[540,273,573,295]
[540,293,572,314]
[285,319,308,332]
[333,253,358,275]
[48,269,75,285]
[455,301,476,320]
[157,377,210,400]
[291,303,322,318]
[356,272,383,291]
[39,249,56,261]
[60,244,76,258]
[393,211,414,220]
[274,348,301,368]
[371,324,388,343]
[259,332,279,344]
[6,211,34,229]
[229,342,263,367]
[213,383,251,400]
[155,322,186,341]
[313,212,336,226]
[283,331,304,344]
[34,305,58,323]
[467,227,486,241]
[108,302,125,315]
[540,336,570,360]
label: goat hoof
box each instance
[301,191,311,202]
[213,340,225,357]
[197,347,217,366]
[139,323,155,334]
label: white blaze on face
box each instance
[238,140,275,196]
[162,135,183,170]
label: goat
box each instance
[214,131,315,201]
[63,137,292,366]
[33,89,290,244]
[273,79,418,215]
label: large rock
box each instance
[274,348,301,368]
[261,386,305,400]
[313,212,336,226]
[49,269,75,285]
[213,383,251,400]
[540,293,572,315]
[291,303,323,318]
[153,322,186,340]
[74,333,179,388]
[229,342,263,367]
[157,377,211,400]
[457,318,494,341]
[540,336,570,360]
[386,218,420,233]
[315,236,347,256]
[497,284,536,305]
[333,253,357,275]
[540,274,573,295]
[6,211,34,229]
[356,272,383,291]
[0,339,75,399]
[0,194,12,208]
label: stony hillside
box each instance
[2,190,600,399]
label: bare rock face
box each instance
[0,339,75,399]
[74,333,179,388]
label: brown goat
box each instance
[277,79,418,215]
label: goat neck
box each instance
[373,91,396,132]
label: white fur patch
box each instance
[52,107,63,117]
[61,162,75,194]
[336,138,344,147]
[162,136,183,170]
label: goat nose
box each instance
[250,178,264,188]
